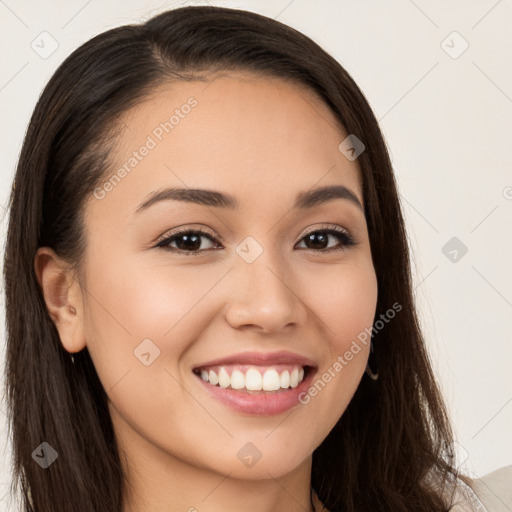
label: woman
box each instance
[3,5,509,512]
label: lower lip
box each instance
[194,368,316,416]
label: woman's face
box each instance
[74,72,378,480]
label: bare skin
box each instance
[35,72,378,512]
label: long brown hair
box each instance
[3,6,462,511]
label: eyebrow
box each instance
[134,184,363,214]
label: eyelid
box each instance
[154,224,222,246]
[300,223,350,238]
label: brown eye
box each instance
[156,229,221,255]
[296,227,356,252]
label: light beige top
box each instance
[312,465,512,512]
[464,465,512,512]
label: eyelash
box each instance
[155,224,357,256]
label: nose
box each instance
[223,249,308,334]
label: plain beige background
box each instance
[1,0,511,509]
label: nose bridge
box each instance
[224,235,306,332]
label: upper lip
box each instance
[193,350,317,370]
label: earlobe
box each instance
[34,247,86,354]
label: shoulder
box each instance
[312,466,512,511]
[464,465,512,512]
[425,465,512,511]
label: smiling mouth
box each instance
[192,364,312,393]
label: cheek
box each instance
[309,259,378,349]
[81,253,230,383]
[298,261,377,435]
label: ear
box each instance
[34,247,86,355]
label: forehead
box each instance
[90,71,363,218]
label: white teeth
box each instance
[290,368,299,388]
[197,365,307,391]
[262,369,281,391]
[208,370,218,385]
[245,368,263,390]
[230,369,245,389]
[218,367,230,388]
[280,370,290,389]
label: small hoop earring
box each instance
[365,341,379,381]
